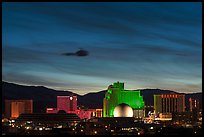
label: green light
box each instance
[107,90,112,94]
[103,82,145,117]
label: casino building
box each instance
[154,94,185,114]
[46,95,102,119]
[154,93,185,119]
[103,82,145,118]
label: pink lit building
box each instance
[76,109,95,119]
[69,96,77,111]
[46,95,102,119]
[57,96,70,112]
[57,95,77,113]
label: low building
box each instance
[172,112,193,124]
[94,109,103,118]
[16,113,80,127]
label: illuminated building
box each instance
[76,109,96,119]
[57,95,77,113]
[144,105,154,117]
[189,98,199,112]
[189,98,200,123]
[154,94,185,116]
[94,109,103,118]
[5,100,33,119]
[76,109,103,119]
[16,113,80,126]
[57,96,69,112]
[46,95,101,119]
[70,96,77,111]
[103,82,145,117]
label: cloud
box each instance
[2,46,52,64]
[62,49,89,57]
[2,3,202,93]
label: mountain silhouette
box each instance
[2,81,202,114]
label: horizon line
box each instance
[2,80,202,95]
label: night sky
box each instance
[2,2,202,95]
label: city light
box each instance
[39,128,43,131]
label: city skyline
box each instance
[2,2,202,95]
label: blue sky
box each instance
[2,2,202,95]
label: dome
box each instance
[113,103,133,117]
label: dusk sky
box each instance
[2,2,202,95]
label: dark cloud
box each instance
[62,49,89,57]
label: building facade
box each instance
[57,95,77,113]
[154,94,185,115]
[5,100,33,119]
[189,98,199,112]
[46,96,102,119]
[103,82,145,117]
[94,109,103,118]
[16,113,80,127]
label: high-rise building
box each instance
[154,94,185,115]
[57,96,69,112]
[189,98,200,123]
[103,82,145,117]
[70,96,77,111]
[5,100,33,119]
[57,96,77,113]
[189,98,199,112]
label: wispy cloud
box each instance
[2,2,202,94]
